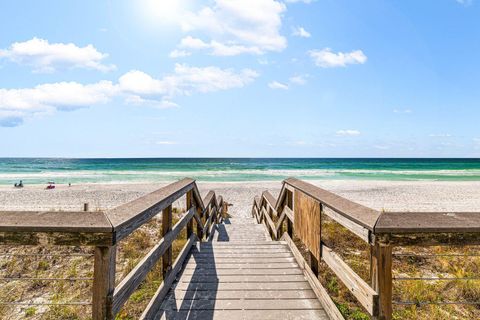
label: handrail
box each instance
[0,178,225,320]
[252,177,480,320]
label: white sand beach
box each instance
[1,180,480,215]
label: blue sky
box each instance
[0,0,479,157]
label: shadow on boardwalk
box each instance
[155,224,230,319]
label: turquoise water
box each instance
[1,158,480,185]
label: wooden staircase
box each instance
[154,217,328,319]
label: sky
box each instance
[0,0,479,158]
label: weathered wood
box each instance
[262,207,277,239]
[92,245,116,320]
[161,205,172,278]
[375,211,480,234]
[111,207,194,315]
[194,207,204,239]
[140,234,196,320]
[371,241,392,320]
[284,206,294,223]
[0,211,112,233]
[285,178,380,230]
[0,231,113,246]
[282,232,345,320]
[294,190,322,261]
[321,244,379,315]
[385,232,480,246]
[156,309,328,319]
[107,178,195,241]
[323,207,371,243]
[186,190,194,238]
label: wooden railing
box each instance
[252,178,480,320]
[0,178,224,319]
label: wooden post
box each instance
[196,205,203,240]
[186,191,193,238]
[286,190,293,237]
[162,205,173,278]
[83,203,89,212]
[92,245,116,320]
[371,239,393,320]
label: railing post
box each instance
[371,237,393,320]
[286,190,293,238]
[162,205,173,278]
[196,205,203,240]
[92,245,116,320]
[186,190,194,238]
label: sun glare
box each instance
[142,0,189,24]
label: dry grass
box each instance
[316,210,480,320]
[0,207,191,319]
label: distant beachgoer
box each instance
[14,180,23,188]
[69,183,71,187]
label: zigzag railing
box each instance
[252,178,480,320]
[0,178,225,320]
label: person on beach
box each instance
[14,180,23,188]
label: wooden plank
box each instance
[282,232,345,320]
[92,245,116,320]
[262,207,277,239]
[180,274,307,283]
[285,178,380,230]
[140,234,196,320]
[0,231,113,246]
[371,242,393,319]
[284,206,294,222]
[321,244,378,315]
[182,268,303,275]
[107,178,195,241]
[184,262,298,269]
[323,207,371,243]
[161,298,322,310]
[386,232,480,246]
[294,190,321,260]
[161,205,172,278]
[191,253,293,258]
[186,190,194,238]
[168,289,317,300]
[263,191,278,216]
[375,211,480,233]
[156,309,328,320]
[112,207,195,315]
[173,281,313,291]
[190,258,296,263]
[0,211,113,233]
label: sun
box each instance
[142,0,189,24]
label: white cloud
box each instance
[393,108,412,114]
[0,64,258,126]
[429,133,452,138]
[120,64,258,98]
[156,141,177,145]
[289,75,307,85]
[179,36,263,56]
[0,38,115,73]
[169,49,191,58]
[309,48,367,68]
[292,26,311,38]
[285,0,314,3]
[176,0,287,56]
[268,81,289,90]
[336,129,361,136]
[456,0,473,6]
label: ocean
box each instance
[1,158,480,186]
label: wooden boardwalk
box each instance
[154,217,329,319]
